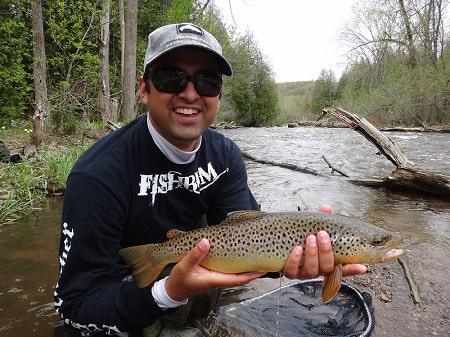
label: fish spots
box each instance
[154,212,398,268]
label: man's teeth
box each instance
[175,108,198,115]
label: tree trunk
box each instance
[31,0,48,147]
[121,0,138,121]
[99,0,111,121]
[118,0,125,84]
[398,0,416,67]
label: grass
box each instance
[0,122,98,227]
[0,161,44,226]
[43,144,90,191]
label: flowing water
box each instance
[0,127,449,336]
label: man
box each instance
[54,23,366,336]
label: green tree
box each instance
[0,0,32,122]
[165,0,197,23]
[227,32,279,126]
[337,0,450,126]
[309,69,337,113]
[45,0,101,129]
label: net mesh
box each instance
[205,279,374,337]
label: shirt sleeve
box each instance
[206,141,259,225]
[54,173,165,334]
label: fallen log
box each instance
[211,121,238,129]
[241,151,321,176]
[380,126,450,133]
[288,120,349,128]
[321,107,450,200]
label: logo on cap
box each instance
[177,23,204,36]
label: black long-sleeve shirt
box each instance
[54,116,258,335]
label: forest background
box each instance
[1,0,449,133]
[0,0,449,225]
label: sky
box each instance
[212,0,358,82]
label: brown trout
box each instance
[119,211,403,302]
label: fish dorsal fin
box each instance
[221,210,266,225]
[166,229,186,239]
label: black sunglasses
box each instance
[148,69,222,97]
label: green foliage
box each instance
[337,49,450,126]
[165,0,196,23]
[276,81,315,123]
[226,32,279,126]
[0,160,45,226]
[43,144,89,189]
[308,69,338,114]
[0,0,280,129]
[198,6,279,126]
[45,0,101,127]
[0,1,32,122]
[0,142,90,226]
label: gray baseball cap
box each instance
[143,23,232,76]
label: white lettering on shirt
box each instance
[138,162,228,205]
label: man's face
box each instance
[139,47,222,151]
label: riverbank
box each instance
[286,120,450,132]
[0,121,103,227]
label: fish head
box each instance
[333,228,404,264]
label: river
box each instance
[0,127,449,336]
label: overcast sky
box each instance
[213,0,358,82]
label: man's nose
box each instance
[179,80,200,101]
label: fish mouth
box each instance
[371,232,404,263]
[379,248,404,262]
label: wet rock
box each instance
[9,152,21,163]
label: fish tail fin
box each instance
[322,264,343,302]
[119,244,167,288]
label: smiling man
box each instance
[54,23,365,337]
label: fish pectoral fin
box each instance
[119,244,166,288]
[166,229,186,239]
[221,210,267,225]
[322,264,343,303]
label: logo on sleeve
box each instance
[138,162,228,205]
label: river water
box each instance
[0,127,449,336]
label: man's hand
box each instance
[282,231,367,279]
[165,238,265,302]
[283,205,367,279]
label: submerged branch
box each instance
[241,152,321,176]
[398,256,422,309]
[321,155,350,177]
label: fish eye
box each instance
[371,235,391,246]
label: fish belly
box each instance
[200,254,285,273]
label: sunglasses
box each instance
[148,69,222,97]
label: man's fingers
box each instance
[283,246,303,279]
[342,264,367,276]
[318,204,333,214]
[317,231,334,274]
[299,235,319,278]
[180,238,210,268]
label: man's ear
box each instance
[138,76,150,103]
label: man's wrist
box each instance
[151,276,188,309]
